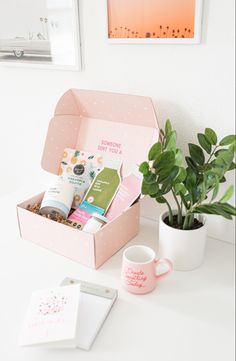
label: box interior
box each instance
[41,89,160,176]
[18,191,138,235]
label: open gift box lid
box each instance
[41,89,160,175]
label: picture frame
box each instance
[107,0,203,44]
[0,0,81,71]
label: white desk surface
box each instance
[0,188,235,361]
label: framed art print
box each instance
[0,0,81,70]
[107,0,203,44]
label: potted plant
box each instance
[139,120,236,270]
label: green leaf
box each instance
[155,167,171,179]
[220,176,226,183]
[161,182,173,193]
[228,162,236,170]
[205,171,218,188]
[197,133,212,154]
[211,180,219,202]
[210,164,225,179]
[153,151,175,170]
[141,181,150,195]
[219,135,236,146]
[198,164,213,173]
[139,162,149,175]
[149,182,160,195]
[179,193,190,209]
[230,142,236,152]
[198,180,207,202]
[158,166,179,184]
[213,158,227,169]
[214,210,233,220]
[166,166,179,182]
[194,202,236,219]
[214,149,228,157]
[219,203,236,215]
[205,128,217,145]
[165,119,172,136]
[175,149,183,166]
[185,168,197,189]
[156,196,166,204]
[185,156,198,172]
[149,192,158,198]
[174,167,187,184]
[165,131,177,152]
[157,172,169,183]
[193,204,233,220]
[148,142,162,161]
[219,185,234,203]
[188,143,205,165]
[215,148,234,168]
[144,172,157,184]
[160,167,179,192]
[174,183,187,195]
[184,168,197,204]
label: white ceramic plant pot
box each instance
[158,211,207,271]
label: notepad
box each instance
[61,277,118,350]
[19,279,117,350]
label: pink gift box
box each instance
[17,89,159,268]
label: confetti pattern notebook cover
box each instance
[18,284,81,348]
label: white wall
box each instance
[0,0,235,243]
[0,0,48,38]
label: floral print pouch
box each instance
[59,148,104,208]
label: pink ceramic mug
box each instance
[122,245,173,294]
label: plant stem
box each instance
[180,192,190,210]
[183,214,189,230]
[206,145,218,164]
[188,213,194,229]
[166,200,174,226]
[161,136,166,152]
[172,189,182,225]
[159,132,165,146]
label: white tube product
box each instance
[40,178,75,218]
[82,213,108,234]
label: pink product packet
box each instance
[67,208,91,230]
[106,165,143,221]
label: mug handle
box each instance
[155,258,173,281]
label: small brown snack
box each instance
[26,203,68,225]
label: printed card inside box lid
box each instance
[41,89,160,175]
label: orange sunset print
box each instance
[107,0,196,39]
